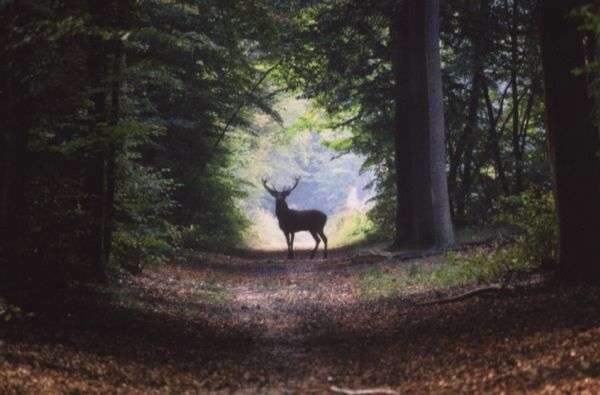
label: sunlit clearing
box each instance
[235,97,374,250]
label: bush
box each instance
[495,190,558,269]
[328,209,377,247]
[113,148,180,271]
[434,190,558,288]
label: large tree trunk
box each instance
[540,0,600,282]
[0,3,29,275]
[391,1,414,245]
[405,0,454,247]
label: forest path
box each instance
[3,248,600,394]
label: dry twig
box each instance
[330,385,400,395]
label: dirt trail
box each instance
[2,248,600,394]
[230,254,361,342]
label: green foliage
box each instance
[360,266,400,300]
[113,161,178,270]
[0,299,32,322]
[359,247,529,300]
[443,246,530,284]
[0,0,285,284]
[328,209,377,247]
[495,190,559,268]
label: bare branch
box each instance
[213,60,282,150]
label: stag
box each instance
[262,177,328,259]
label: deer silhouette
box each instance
[262,177,328,259]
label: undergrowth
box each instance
[359,247,529,300]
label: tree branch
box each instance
[212,61,282,151]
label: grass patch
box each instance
[190,278,233,304]
[359,245,535,300]
[360,265,401,299]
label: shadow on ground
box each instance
[2,251,600,393]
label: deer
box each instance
[262,177,328,259]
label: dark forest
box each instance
[2,0,600,393]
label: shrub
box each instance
[113,152,180,271]
[495,190,558,269]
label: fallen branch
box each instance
[330,386,399,395]
[416,285,514,307]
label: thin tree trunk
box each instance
[103,39,123,267]
[451,67,483,217]
[540,0,600,283]
[515,91,534,185]
[509,0,523,193]
[87,1,109,281]
[483,82,510,195]
[450,0,489,218]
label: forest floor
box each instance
[2,245,600,394]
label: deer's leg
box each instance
[284,232,292,259]
[310,231,321,259]
[318,230,328,259]
[290,232,295,259]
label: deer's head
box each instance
[262,177,300,206]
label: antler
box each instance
[283,176,301,194]
[261,177,278,196]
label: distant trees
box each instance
[442,0,546,225]
[540,1,600,282]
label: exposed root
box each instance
[330,385,400,395]
[416,285,514,306]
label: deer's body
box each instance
[276,201,327,233]
[263,177,328,259]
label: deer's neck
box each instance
[275,200,290,218]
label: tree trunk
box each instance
[87,1,109,281]
[0,3,29,274]
[103,40,123,266]
[391,1,414,245]
[510,0,524,194]
[540,0,600,283]
[405,0,454,247]
[483,82,510,196]
[449,0,489,219]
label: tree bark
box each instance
[510,0,524,193]
[103,39,124,267]
[391,1,414,244]
[405,0,454,247]
[0,3,29,272]
[455,0,490,218]
[540,0,600,283]
[87,0,110,282]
